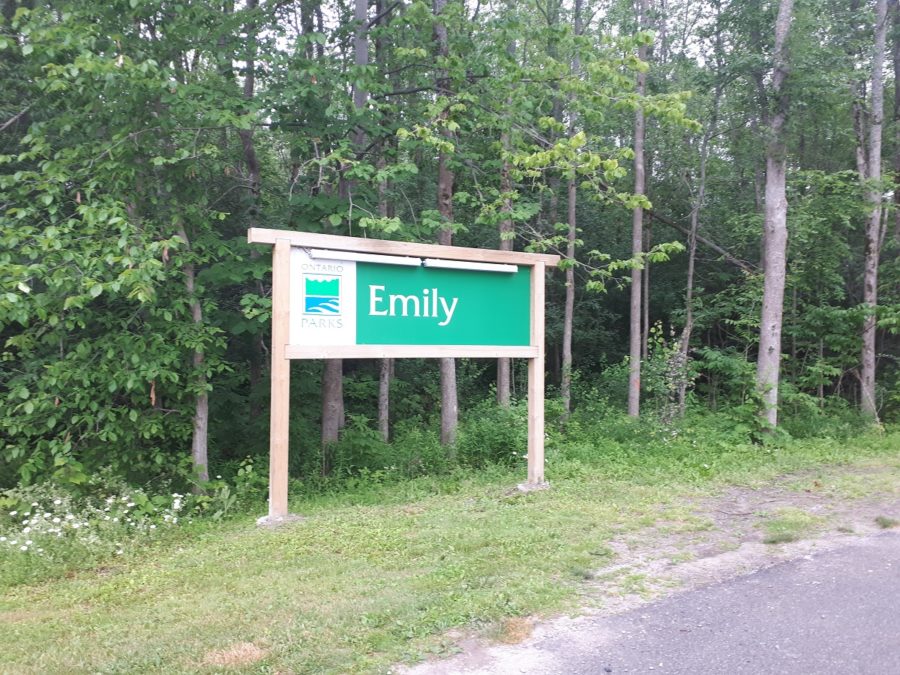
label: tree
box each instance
[433,0,458,446]
[860,0,889,419]
[628,0,650,418]
[561,0,583,417]
[756,0,794,430]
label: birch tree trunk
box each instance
[627,0,649,418]
[861,0,888,419]
[497,131,514,407]
[434,0,458,446]
[756,0,794,430]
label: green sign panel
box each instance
[356,263,530,346]
[290,248,532,348]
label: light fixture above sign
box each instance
[307,248,422,266]
[422,258,518,273]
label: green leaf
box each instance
[90,284,103,298]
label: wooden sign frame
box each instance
[248,227,559,520]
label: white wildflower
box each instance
[53,499,62,505]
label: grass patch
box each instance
[762,508,821,544]
[875,515,899,529]
[0,427,897,673]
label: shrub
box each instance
[454,399,528,468]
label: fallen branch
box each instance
[0,106,31,133]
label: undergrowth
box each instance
[0,394,890,590]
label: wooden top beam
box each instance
[247,228,559,267]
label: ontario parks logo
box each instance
[304,274,341,315]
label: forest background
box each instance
[1,0,899,497]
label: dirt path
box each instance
[399,458,900,674]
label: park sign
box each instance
[289,247,531,350]
[248,228,559,522]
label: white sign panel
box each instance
[288,248,357,346]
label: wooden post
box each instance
[268,239,291,519]
[527,261,546,486]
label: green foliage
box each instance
[1,0,898,498]
[454,399,529,468]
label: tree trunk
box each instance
[301,0,316,58]
[378,357,392,441]
[323,0,370,453]
[321,358,343,473]
[642,224,651,361]
[374,0,394,439]
[238,0,264,424]
[176,225,209,486]
[434,0,458,446]
[677,92,722,417]
[562,175,576,416]
[497,132,514,407]
[894,0,900,245]
[679,21,725,415]
[756,0,794,430]
[561,0,582,418]
[497,6,516,407]
[377,159,393,439]
[628,0,649,418]
[352,0,369,146]
[861,0,888,420]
